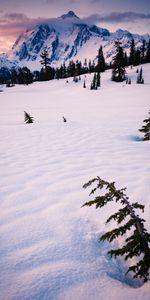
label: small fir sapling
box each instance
[24,111,34,124]
[139,111,150,141]
[63,116,67,122]
[83,177,150,282]
[83,79,86,88]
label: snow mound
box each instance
[0,64,150,299]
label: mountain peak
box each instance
[60,11,79,19]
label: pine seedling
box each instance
[24,111,34,124]
[83,176,150,282]
[139,111,150,141]
[62,116,67,122]
[83,79,86,88]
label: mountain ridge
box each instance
[0,11,150,71]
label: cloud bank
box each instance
[83,12,150,24]
[0,11,150,53]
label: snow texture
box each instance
[0,64,150,300]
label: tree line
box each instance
[0,38,150,85]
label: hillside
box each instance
[0,64,150,299]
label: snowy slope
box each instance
[0,54,17,69]
[0,64,150,300]
[1,11,149,71]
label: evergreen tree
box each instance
[40,47,50,70]
[40,47,51,80]
[17,68,24,84]
[59,65,64,79]
[96,46,106,72]
[88,59,92,73]
[112,42,126,82]
[133,49,141,66]
[55,68,60,80]
[33,70,40,81]
[22,67,33,84]
[83,79,86,88]
[146,40,150,63]
[139,111,150,141]
[83,177,150,282]
[11,68,18,84]
[62,62,67,78]
[123,51,128,67]
[83,58,88,73]
[67,60,76,77]
[75,60,82,76]
[137,67,144,84]
[24,111,34,124]
[62,116,67,122]
[129,39,136,66]
[39,67,46,81]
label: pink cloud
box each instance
[0,13,50,52]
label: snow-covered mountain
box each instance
[1,11,150,71]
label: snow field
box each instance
[0,64,150,299]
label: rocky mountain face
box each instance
[1,11,150,71]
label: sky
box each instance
[0,0,150,53]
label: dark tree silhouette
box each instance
[137,67,144,84]
[129,39,136,66]
[62,116,67,122]
[112,42,126,82]
[83,177,150,282]
[24,111,34,124]
[96,45,106,73]
[146,40,150,63]
[139,111,150,141]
